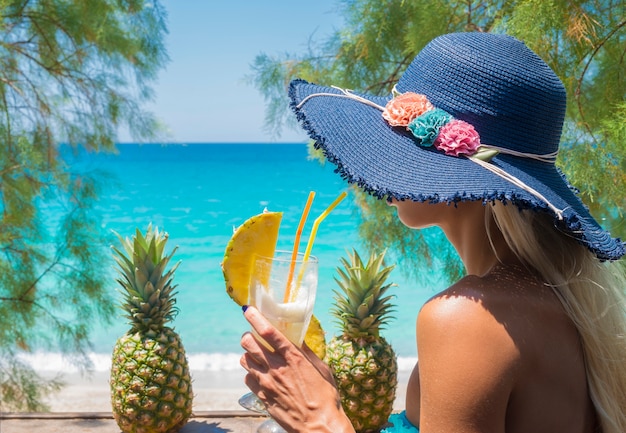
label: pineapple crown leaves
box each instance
[111,224,181,333]
[331,249,396,339]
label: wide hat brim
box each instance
[289,79,625,261]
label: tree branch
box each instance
[575,20,626,144]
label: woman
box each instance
[240,32,626,433]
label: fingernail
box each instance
[242,305,249,312]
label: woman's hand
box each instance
[240,306,355,433]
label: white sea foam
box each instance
[397,356,418,371]
[187,353,245,371]
[17,352,113,372]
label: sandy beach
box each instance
[41,368,410,413]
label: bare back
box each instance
[405,264,598,433]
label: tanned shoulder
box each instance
[416,275,520,433]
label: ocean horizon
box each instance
[27,143,444,373]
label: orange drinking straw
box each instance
[294,191,348,293]
[302,191,347,263]
[284,191,315,302]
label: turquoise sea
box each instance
[30,143,443,372]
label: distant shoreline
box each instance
[21,351,418,373]
[39,366,411,413]
[28,351,414,412]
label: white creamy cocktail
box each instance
[231,192,345,433]
[250,250,318,346]
[240,250,318,433]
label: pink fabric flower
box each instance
[434,119,481,156]
[382,93,434,127]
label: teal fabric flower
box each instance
[407,108,453,147]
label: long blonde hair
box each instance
[487,202,626,433]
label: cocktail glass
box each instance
[239,250,318,433]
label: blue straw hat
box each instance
[289,32,625,261]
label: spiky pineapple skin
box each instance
[325,336,397,433]
[110,226,193,433]
[111,327,193,433]
[326,249,398,433]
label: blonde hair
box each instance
[487,202,626,433]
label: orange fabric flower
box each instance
[382,93,434,127]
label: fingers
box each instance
[242,306,294,354]
[242,371,262,397]
[240,340,267,372]
[240,339,271,406]
[240,331,264,359]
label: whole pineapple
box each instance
[110,225,193,433]
[325,249,398,433]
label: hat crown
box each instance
[397,32,567,155]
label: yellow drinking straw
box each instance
[284,191,316,302]
[293,191,348,296]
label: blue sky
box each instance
[132,1,344,144]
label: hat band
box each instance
[296,86,564,219]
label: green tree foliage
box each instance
[253,0,625,281]
[0,0,168,411]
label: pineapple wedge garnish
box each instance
[303,315,326,360]
[221,210,326,359]
[222,210,283,306]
